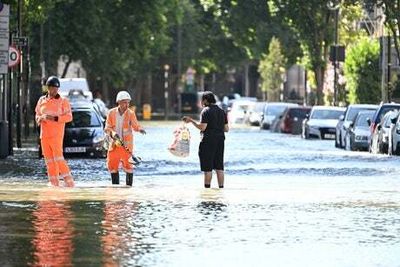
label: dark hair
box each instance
[202,91,216,105]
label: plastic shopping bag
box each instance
[168,123,190,157]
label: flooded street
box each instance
[1,121,400,267]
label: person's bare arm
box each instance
[182,116,207,131]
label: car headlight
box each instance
[355,135,367,141]
[93,134,105,144]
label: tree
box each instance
[258,37,286,101]
[365,0,400,64]
[273,0,338,105]
[344,38,381,104]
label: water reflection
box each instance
[31,190,74,267]
[101,196,139,266]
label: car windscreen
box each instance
[254,103,266,112]
[267,105,287,116]
[311,109,343,120]
[347,108,375,121]
[355,113,372,127]
[288,108,310,118]
[67,110,102,128]
[377,107,400,124]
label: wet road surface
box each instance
[0,121,399,266]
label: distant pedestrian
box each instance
[104,90,146,186]
[35,76,75,187]
[183,91,229,188]
[93,90,109,118]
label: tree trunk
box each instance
[61,57,72,78]
[143,72,152,105]
[314,66,325,105]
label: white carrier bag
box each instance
[168,123,190,157]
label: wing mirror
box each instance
[339,114,344,121]
[366,118,371,126]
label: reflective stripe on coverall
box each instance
[105,107,142,173]
[35,95,73,182]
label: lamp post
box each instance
[327,0,340,106]
[164,64,170,120]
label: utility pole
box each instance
[15,0,22,148]
[327,0,340,106]
[164,64,169,120]
[387,34,391,102]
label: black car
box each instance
[63,100,107,157]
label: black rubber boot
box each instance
[111,172,119,184]
[126,173,133,186]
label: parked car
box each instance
[260,102,298,130]
[335,104,378,148]
[244,101,266,126]
[302,106,345,139]
[344,110,375,151]
[63,99,106,157]
[389,113,400,155]
[59,78,93,100]
[280,106,312,135]
[369,110,399,154]
[367,103,400,152]
[228,99,257,125]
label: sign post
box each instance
[0,4,9,74]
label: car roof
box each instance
[70,100,96,109]
[311,105,345,111]
[357,110,375,115]
[347,104,378,108]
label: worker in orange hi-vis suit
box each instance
[105,91,146,186]
[35,76,75,187]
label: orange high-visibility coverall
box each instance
[35,94,73,186]
[105,107,142,174]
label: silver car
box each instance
[344,110,375,151]
[335,104,378,148]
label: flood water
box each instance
[1,121,400,266]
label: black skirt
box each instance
[198,136,225,172]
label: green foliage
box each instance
[344,38,381,104]
[258,37,286,101]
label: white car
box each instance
[302,106,345,139]
[59,78,93,100]
[228,99,257,125]
[244,101,266,126]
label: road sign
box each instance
[12,36,28,47]
[8,46,20,68]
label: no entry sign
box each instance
[8,46,20,67]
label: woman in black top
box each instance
[183,91,229,188]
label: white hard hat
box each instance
[116,91,131,102]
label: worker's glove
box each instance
[111,132,123,147]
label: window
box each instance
[66,110,102,128]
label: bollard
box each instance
[0,120,9,159]
[143,104,152,120]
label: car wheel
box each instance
[370,135,378,154]
[38,143,43,159]
[335,134,340,147]
[345,134,353,151]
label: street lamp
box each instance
[327,0,340,106]
[164,64,170,120]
